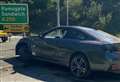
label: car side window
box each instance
[44,29,67,39]
[64,29,89,40]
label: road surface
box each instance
[0,36,120,82]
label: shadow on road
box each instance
[4,58,120,82]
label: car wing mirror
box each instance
[40,35,43,38]
[55,36,61,39]
[39,33,43,38]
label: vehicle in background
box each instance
[16,26,120,78]
[0,30,8,42]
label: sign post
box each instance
[0,3,29,37]
[0,4,29,24]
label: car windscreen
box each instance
[84,29,120,43]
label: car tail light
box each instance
[112,64,120,71]
[104,44,118,52]
[104,44,120,60]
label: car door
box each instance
[34,28,66,61]
[43,28,72,62]
[53,28,93,62]
[31,36,56,60]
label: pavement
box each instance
[1,36,120,82]
[0,36,22,59]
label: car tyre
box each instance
[70,54,91,78]
[16,44,33,64]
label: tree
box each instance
[11,0,113,33]
[66,0,112,30]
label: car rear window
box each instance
[84,29,120,43]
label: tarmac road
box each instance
[1,36,120,82]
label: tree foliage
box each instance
[10,0,120,35]
[66,0,112,30]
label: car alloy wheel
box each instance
[70,55,90,78]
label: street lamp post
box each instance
[57,0,69,27]
[57,0,60,27]
[66,0,69,26]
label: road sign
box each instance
[3,25,29,32]
[0,4,29,24]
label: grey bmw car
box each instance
[16,26,120,78]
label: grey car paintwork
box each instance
[16,26,120,72]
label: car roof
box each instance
[42,26,96,36]
[56,26,96,31]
